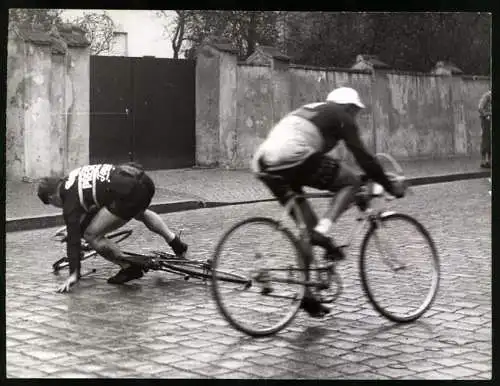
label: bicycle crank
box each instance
[318,273,343,304]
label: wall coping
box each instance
[381,69,490,78]
[282,64,490,79]
[11,25,90,48]
[237,61,271,68]
[461,75,491,81]
[289,63,372,74]
[253,45,291,62]
[201,37,239,54]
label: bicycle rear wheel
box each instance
[52,229,133,273]
[360,212,440,323]
[212,217,306,337]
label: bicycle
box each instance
[51,226,133,274]
[211,153,440,337]
[51,227,248,284]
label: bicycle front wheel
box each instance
[360,212,440,323]
[212,217,307,337]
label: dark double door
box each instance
[90,56,195,169]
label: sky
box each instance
[60,9,175,58]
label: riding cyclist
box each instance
[252,87,406,317]
[37,162,188,293]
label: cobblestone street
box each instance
[5,179,491,379]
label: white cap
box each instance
[326,87,365,108]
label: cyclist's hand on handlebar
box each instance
[56,272,79,293]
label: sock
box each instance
[169,236,186,255]
[168,235,181,247]
[314,219,333,236]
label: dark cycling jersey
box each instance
[60,163,153,276]
[253,101,392,192]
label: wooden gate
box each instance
[90,56,196,169]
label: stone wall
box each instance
[6,25,90,180]
[195,42,491,169]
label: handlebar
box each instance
[365,153,414,201]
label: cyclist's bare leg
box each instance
[316,185,358,232]
[135,209,187,256]
[314,164,361,236]
[135,209,176,243]
[83,208,129,268]
[295,195,319,230]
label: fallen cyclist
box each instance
[252,87,406,318]
[37,162,188,293]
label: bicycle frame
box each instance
[278,192,380,254]
[277,152,410,263]
[256,153,410,292]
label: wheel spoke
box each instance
[373,232,407,272]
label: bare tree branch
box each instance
[74,12,116,55]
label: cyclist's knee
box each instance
[83,231,119,259]
[134,210,146,222]
[83,229,101,246]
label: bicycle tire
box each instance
[212,217,307,337]
[52,229,133,273]
[359,212,440,323]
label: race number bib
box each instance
[65,164,114,211]
[66,164,113,190]
[65,167,81,190]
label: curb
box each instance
[6,171,489,232]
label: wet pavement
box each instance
[5,178,491,379]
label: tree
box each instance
[9,8,116,55]
[157,10,196,59]
[158,11,492,73]
[73,12,116,55]
[279,12,490,75]
[9,8,63,31]
[159,10,280,60]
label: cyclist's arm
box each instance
[341,122,394,193]
[63,197,85,277]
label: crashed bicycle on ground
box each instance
[51,227,247,284]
